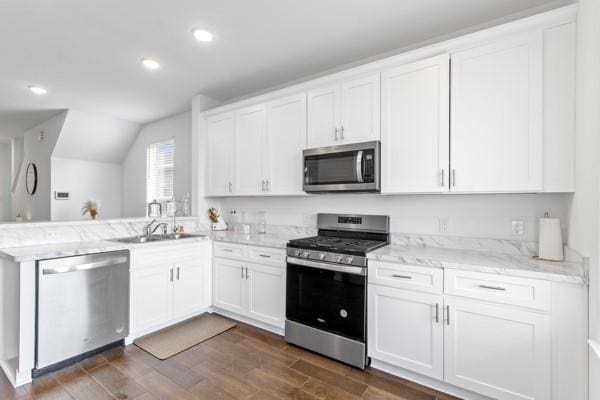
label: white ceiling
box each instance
[0,0,573,139]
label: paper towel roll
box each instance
[538,215,563,261]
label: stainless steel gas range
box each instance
[285,213,390,369]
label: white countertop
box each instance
[369,244,587,285]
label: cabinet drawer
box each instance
[369,261,443,294]
[444,269,550,311]
[213,242,245,259]
[247,246,286,266]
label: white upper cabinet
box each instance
[450,33,543,192]
[235,105,267,195]
[206,112,235,195]
[307,84,340,148]
[307,74,380,148]
[265,93,307,195]
[340,74,381,144]
[381,54,450,193]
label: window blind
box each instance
[146,139,175,203]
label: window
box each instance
[146,139,175,204]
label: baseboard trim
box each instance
[210,307,284,336]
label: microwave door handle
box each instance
[356,150,364,183]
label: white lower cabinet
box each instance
[130,241,211,338]
[368,285,443,379]
[368,263,555,400]
[444,297,550,400]
[212,243,286,329]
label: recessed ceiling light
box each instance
[193,29,213,42]
[28,85,47,95]
[141,58,160,70]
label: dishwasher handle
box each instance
[42,256,128,275]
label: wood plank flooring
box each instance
[0,316,462,400]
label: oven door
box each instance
[286,257,366,341]
[303,141,380,193]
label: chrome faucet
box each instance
[143,219,168,237]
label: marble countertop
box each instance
[369,244,587,285]
[210,229,307,249]
[0,235,211,263]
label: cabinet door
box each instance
[245,263,285,327]
[265,93,307,195]
[235,105,266,195]
[172,260,209,320]
[307,84,340,148]
[130,266,173,335]
[381,55,450,193]
[450,33,543,192]
[368,285,443,380]
[340,74,380,144]
[213,257,245,314]
[444,297,550,400]
[206,112,235,195]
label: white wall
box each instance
[0,144,11,221]
[50,157,122,221]
[221,193,571,241]
[569,0,600,397]
[121,111,191,217]
[11,112,67,221]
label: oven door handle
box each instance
[287,256,366,276]
[356,150,364,183]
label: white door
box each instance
[368,285,443,380]
[213,257,245,314]
[172,261,208,320]
[130,266,173,334]
[206,112,235,195]
[444,297,551,400]
[265,93,307,195]
[381,54,450,193]
[235,105,266,195]
[340,74,380,144]
[450,33,543,192]
[307,84,340,148]
[245,263,285,327]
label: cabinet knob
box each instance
[334,127,339,141]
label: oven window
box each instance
[286,263,365,341]
[304,151,359,185]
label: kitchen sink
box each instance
[111,233,206,244]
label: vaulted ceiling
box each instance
[0,0,573,139]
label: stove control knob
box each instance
[336,255,344,262]
[293,250,301,257]
[345,256,354,264]
[302,251,310,258]
[319,253,326,260]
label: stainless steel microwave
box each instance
[303,141,380,193]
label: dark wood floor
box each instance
[0,317,461,400]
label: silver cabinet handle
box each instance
[228,182,233,192]
[222,248,233,252]
[440,169,445,187]
[241,266,244,279]
[259,254,271,258]
[446,305,450,326]
[435,303,439,324]
[261,180,265,192]
[340,126,344,140]
[176,267,180,280]
[451,170,456,187]
[479,285,507,291]
[245,266,249,280]
[170,268,174,282]
[334,127,339,141]
[391,274,412,279]
[266,180,270,191]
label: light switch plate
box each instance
[511,220,524,236]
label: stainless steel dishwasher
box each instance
[35,250,130,374]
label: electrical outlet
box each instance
[511,220,524,236]
[439,218,449,233]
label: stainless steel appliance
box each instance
[285,213,390,368]
[35,251,130,375]
[303,141,381,193]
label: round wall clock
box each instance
[26,163,38,195]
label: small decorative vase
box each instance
[90,209,98,220]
